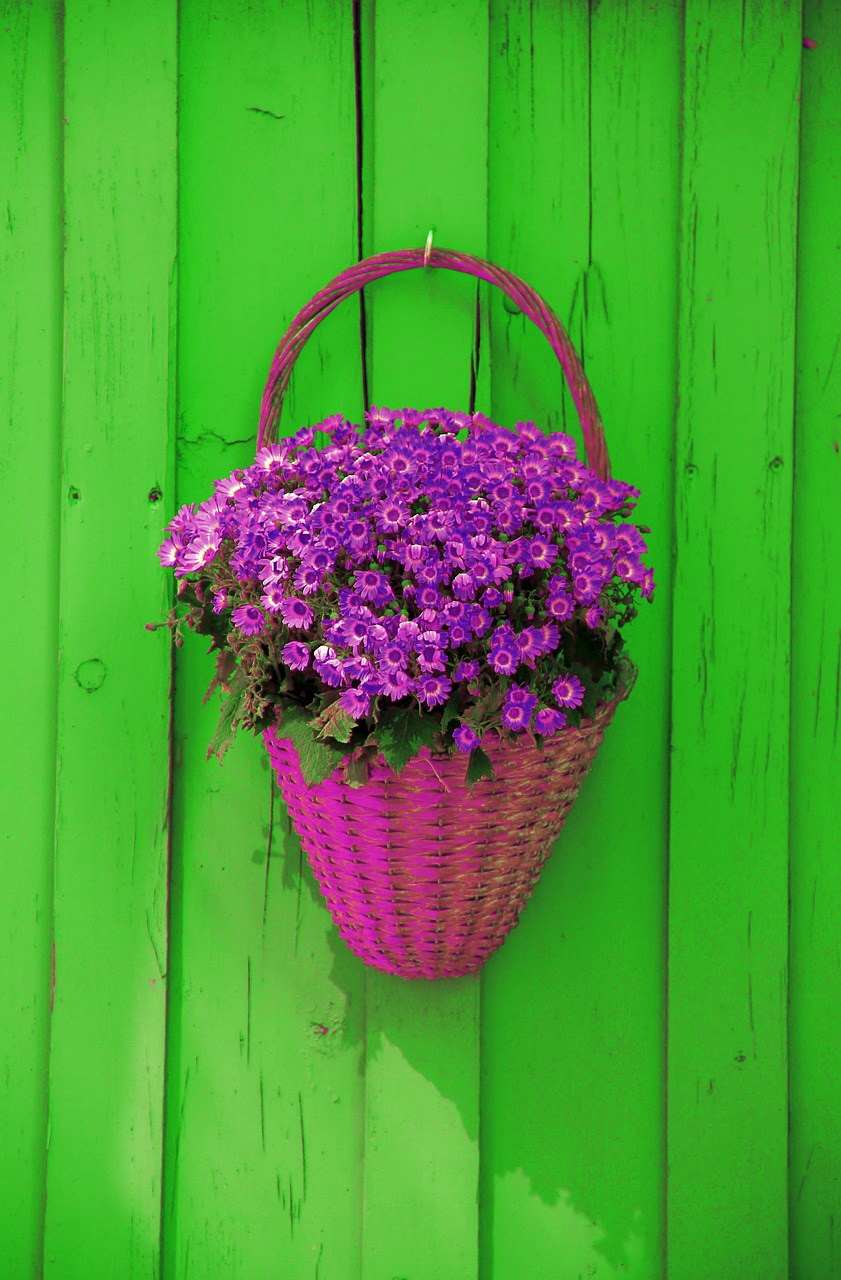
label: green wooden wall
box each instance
[2,1,839,1277]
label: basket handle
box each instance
[258,247,610,479]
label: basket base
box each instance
[264,701,617,979]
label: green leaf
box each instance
[273,701,347,786]
[188,588,231,648]
[206,669,249,763]
[346,755,371,788]
[466,747,494,788]
[312,699,356,744]
[376,703,440,776]
[202,649,238,706]
[616,655,638,700]
[440,692,462,733]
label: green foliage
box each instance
[375,702,441,776]
[273,701,347,786]
[202,648,237,707]
[440,692,463,733]
[312,698,357,744]
[206,668,249,763]
[465,747,494,788]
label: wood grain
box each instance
[359,2,488,1275]
[482,3,679,1276]
[2,3,839,1273]
[0,3,61,1274]
[667,3,801,1276]
[788,2,841,1275]
[163,2,366,1276]
[42,1,177,1273]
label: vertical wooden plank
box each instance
[42,2,177,1274]
[164,3,365,1277]
[667,3,800,1276]
[789,4,841,1275]
[360,3,487,1276]
[482,3,679,1276]
[0,2,61,1274]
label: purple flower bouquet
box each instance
[157,404,652,789]
[152,249,654,977]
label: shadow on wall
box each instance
[265,712,660,1278]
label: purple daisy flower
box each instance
[454,660,480,683]
[231,605,265,637]
[377,668,413,700]
[525,476,553,504]
[534,707,567,736]
[294,563,323,595]
[260,585,285,614]
[416,642,447,673]
[546,589,575,622]
[343,652,377,682]
[452,572,478,601]
[165,502,196,533]
[467,558,494,588]
[282,641,311,670]
[415,560,445,587]
[412,586,440,611]
[573,570,602,604]
[531,502,558,532]
[417,675,452,708]
[615,523,647,555]
[254,442,289,474]
[157,534,183,568]
[453,723,481,753]
[517,628,542,668]
[180,534,220,573]
[363,622,389,651]
[280,597,314,630]
[614,554,640,582]
[339,687,371,718]
[551,432,578,458]
[525,537,559,571]
[259,555,289,585]
[344,517,371,550]
[578,480,611,513]
[376,498,409,532]
[467,605,493,636]
[552,673,585,709]
[488,626,521,675]
[340,616,370,648]
[501,684,538,731]
[553,500,579,531]
[380,641,409,671]
[589,525,616,554]
[397,618,421,645]
[533,623,560,653]
[495,500,526,535]
[356,569,393,605]
[211,589,228,614]
[314,656,345,688]
[213,474,246,500]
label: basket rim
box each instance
[257,246,610,480]
[264,672,631,793]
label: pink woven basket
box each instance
[258,247,625,980]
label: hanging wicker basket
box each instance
[257,247,628,980]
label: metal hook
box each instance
[423,228,434,267]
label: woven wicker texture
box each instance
[264,700,616,980]
[256,246,625,978]
[257,247,611,481]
